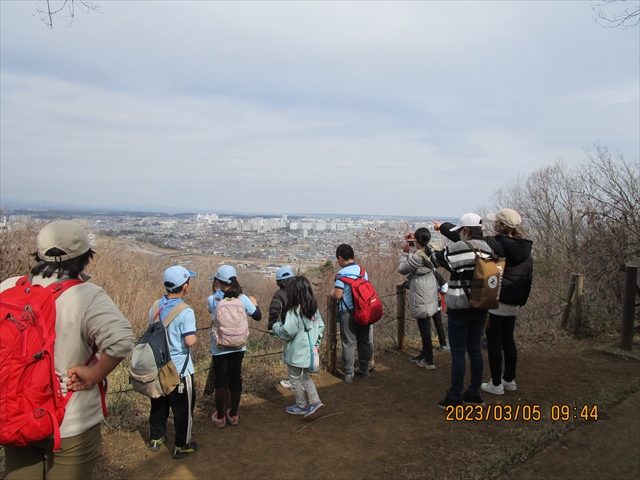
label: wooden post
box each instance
[396,282,406,351]
[572,274,584,335]
[621,262,639,351]
[326,295,338,374]
[560,274,577,330]
[203,357,216,396]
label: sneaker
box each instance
[211,411,226,428]
[463,391,486,407]
[173,441,198,459]
[280,379,293,391]
[303,402,325,421]
[418,358,436,370]
[438,392,463,410]
[286,404,309,415]
[149,436,165,452]
[409,353,425,363]
[226,409,239,426]
[344,373,354,384]
[368,357,376,371]
[502,378,517,391]
[482,381,505,395]
[436,344,450,352]
[355,368,370,379]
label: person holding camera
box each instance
[398,228,441,369]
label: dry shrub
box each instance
[0,217,41,282]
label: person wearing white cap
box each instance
[430,213,496,410]
[480,209,533,396]
[148,265,199,459]
[1,220,134,479]
[206,265,261,428]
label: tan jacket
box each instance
[0,273,134,438]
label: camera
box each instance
[404,233,415,247]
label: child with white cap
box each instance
[148,265,198,459]
[206,265,261,427]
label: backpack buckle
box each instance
[34,409,45,419]
[33,351,44,361]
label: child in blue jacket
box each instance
[273,276,325,422]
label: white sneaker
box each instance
[502,378,517,391]
[280,380,293,391]
[481,380,504,395]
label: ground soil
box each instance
[92,337,640,480]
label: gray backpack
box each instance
[129,301,190,398]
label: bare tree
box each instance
[491,148,639,334]
[592,0,640,28]
[35,0,100,29]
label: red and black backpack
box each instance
[335,267,383,326]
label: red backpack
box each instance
[0,276,101,451]
[336,267,383,326]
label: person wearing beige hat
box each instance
[0,220,134,480]
[481,209,533,396]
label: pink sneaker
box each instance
[226,409,239,426]
[211,411,226,428]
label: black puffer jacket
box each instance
[488,234,533,306]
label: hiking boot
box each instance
[344,373,354,384]
[368,357,376,371]
[463,391,486,407]
[409,353,425,363]
[502,378,517,391]
[303,402,325,422]
[226,409,239,426]
[280,379,293,391]
[436,344,450,352]
[438,392,463,410]
[211,411,226,428]
[482,381,505,395]
[356,368,370,379]
[418,358,436,370]
[149,436,165,452]
[286,404,309,415]
[173,442,198,459]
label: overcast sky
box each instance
[1,1,638,217]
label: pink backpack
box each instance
[212,297,250,349]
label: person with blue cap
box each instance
[268,266,295,389]
[148,265,198,459]
[206,265,261,428]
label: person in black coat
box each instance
[481,209,533,395]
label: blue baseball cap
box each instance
[210,265,237,283]
[164,266,196,292]
[276,266,294,281]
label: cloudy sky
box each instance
[1,1,638,217]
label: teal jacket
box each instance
[273,307,325,369]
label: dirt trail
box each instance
[97,340,640,479]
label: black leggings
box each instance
[417,317,434,361]
[485,314,517,385]
[212,351,245,392]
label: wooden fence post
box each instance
[621,262,639,351]
[203,357,216,396]
[396,282,406,351]
[326,295,338,374]
[572,274,584,335]
[560,274,577,330]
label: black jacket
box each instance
[268,287,287,330]
[490,234,533,306]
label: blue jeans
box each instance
[447,310,487,400]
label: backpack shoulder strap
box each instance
[151,300,161,321]
[161,302,189,328]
